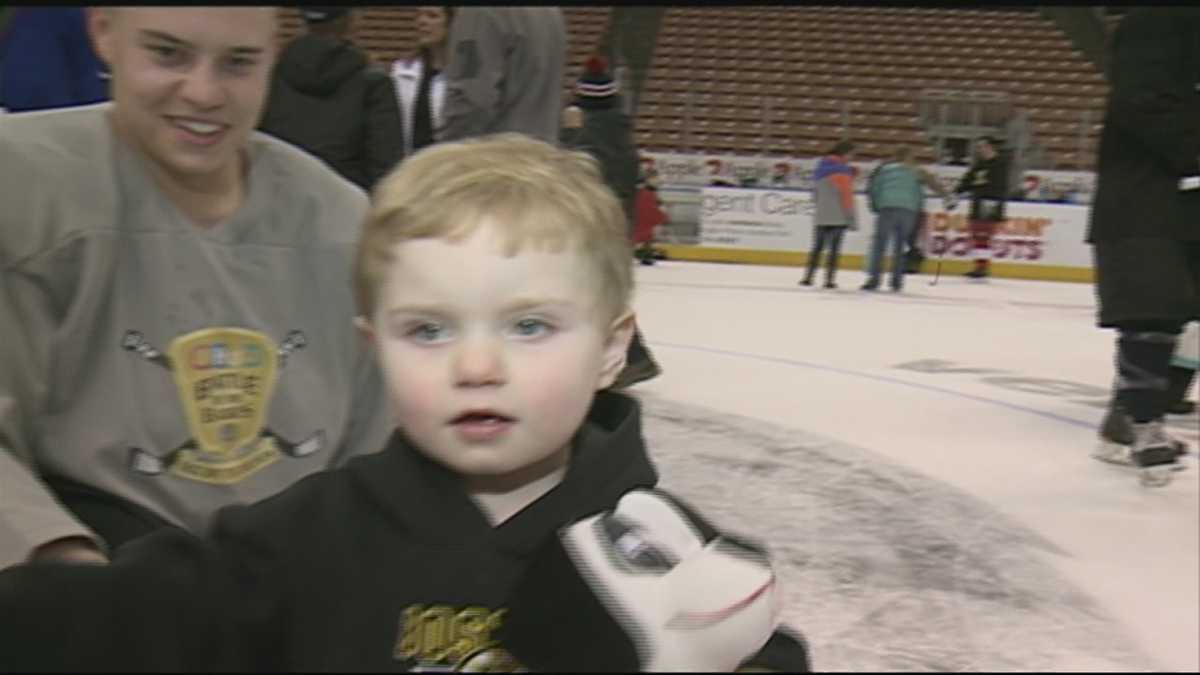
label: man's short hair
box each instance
[355,133,634,323]
[830,140,855,156]
[301,7,349,24]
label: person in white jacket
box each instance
[391,6,452,157]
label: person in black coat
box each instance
[564,56,640,225]
[1087,7,1200,486]
[259,7,403,192]
[953,136,1009,279]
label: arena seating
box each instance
[275,7,1108,169]
[639,7,1108,168]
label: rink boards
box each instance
[661,186,1095,283]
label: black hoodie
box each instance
[0,392,809,672]
[259,34,403,192]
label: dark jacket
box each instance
[0,7,108,112]
[562,96,640,228]
[1087,7,1200,244]
[0,391,810,672]
[954,153,1009,222]
[259,34,403,191]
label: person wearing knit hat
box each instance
[561,53,661,389]
[575,55,619,102]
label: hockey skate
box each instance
[1093,403,1188,480]
[1130,421,1183,487]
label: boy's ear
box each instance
[596,310,636,390]
[354,316,377,345]
[86,8,116,68]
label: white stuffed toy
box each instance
[499,488,784,672]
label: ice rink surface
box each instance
[627,260,1199,671]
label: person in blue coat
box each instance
[0,7,109,113]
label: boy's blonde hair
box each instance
[355,133,634,323]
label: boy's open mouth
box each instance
[449,410,516,442]
[449,410,516,425]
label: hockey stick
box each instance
[929,241,948,286]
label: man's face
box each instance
[363,221,633,489]
[976,140,996,160]
[415,6,448,49]
[87,7,277,183]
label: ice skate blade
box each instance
[1139,465,1174,487]
[1093,439,1132,465]
[1093,440,1187,472]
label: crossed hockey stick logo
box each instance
[122,328,325,485]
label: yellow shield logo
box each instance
[166,328,278,459]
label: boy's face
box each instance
[362,221,634,489]
[87,8,277,182]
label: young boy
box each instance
[0,134,809,672]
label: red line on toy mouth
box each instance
[665,575,776,629]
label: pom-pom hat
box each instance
[576,55,618,99]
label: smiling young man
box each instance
[0,7,393,568]
[0,134,810,672]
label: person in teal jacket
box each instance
[863,146,924,292]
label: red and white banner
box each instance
[642,152,1095,205]
[697,186,1094,270]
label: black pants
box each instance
[805,225,848,283]
[1112,320,1185,423]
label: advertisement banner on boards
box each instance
[697,187,1093,270]
[698,187,814,250]
[641,152,1096,205]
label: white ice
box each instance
[628,260,1199,672]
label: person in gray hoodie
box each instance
[801,140,858,289]
[439,7,566,144]
[259,7,403,191]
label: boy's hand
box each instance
[30,537,108,565]
[500,489,782,672]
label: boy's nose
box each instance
[453,338,506,387]
[179,63,226,109]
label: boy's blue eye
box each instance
[407,323,449,343]
[512,318,552,338]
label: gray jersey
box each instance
[0,104,394,567]
[440,7,567,144]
